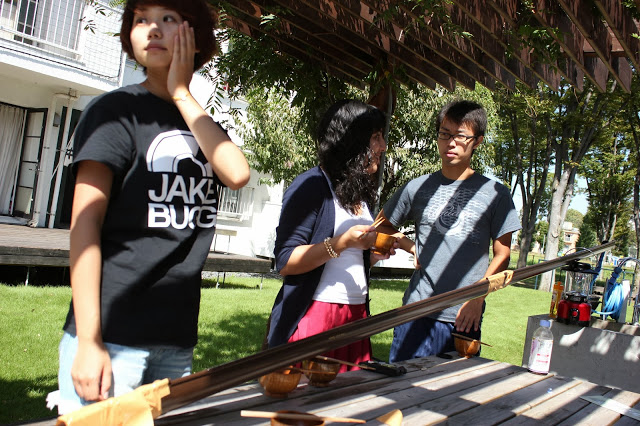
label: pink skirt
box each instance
[288,300,372,373]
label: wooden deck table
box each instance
[154,355,640,425]
[0,224,271,280]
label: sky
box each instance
[570,191,588,215]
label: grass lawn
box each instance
[0,273,632,424]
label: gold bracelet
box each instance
[323,237,339,258]
[172,92,190,102]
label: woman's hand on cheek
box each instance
[168,21,195,98]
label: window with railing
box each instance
[0,0,123,81]
[217,185,254,220]
[1,0,84,55]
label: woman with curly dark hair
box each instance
[266,99,393,371]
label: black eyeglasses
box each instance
[437,131,477,143]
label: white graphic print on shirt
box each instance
[145,130,217,229]
[428,186,480,244]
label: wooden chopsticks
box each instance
[275,366,320,375]
[358,216,386,240]
[314,355,377,371]
[451,333,493,347]
[241,410,365,423]
[371,216,386,228]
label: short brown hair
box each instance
[120,0,218,71]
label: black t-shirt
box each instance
[64,84,222,348]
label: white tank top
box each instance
[313,172,373,305]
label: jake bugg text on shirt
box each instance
[145,130,218,230]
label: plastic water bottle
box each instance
[527,319,553,375]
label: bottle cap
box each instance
[540,319,551,327]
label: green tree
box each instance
[579,74,636,247]
[533,221,549,251]
[612,212,633,257]
[564,209,584,229]
[214,29,501,205]
[492,84,554,269]
[536,80,615,291]
[490,78,624,291]
[238,88,317,186]
[576,212,597,249]
[623,75,640,261]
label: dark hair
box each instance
[436,100,487,136]
[317,99,386,214]
[120,0,218,71]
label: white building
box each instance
[0,0,282,259]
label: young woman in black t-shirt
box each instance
[53,0,249,415]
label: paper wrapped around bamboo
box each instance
[487,270,513,292]
[56,379,169,426]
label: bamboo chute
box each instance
[56,242,615,425]
[162,242,615,412]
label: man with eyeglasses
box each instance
[374,100,521,362]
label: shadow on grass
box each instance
[510,280,537,289]
[0,265,70,287]
[193,310,269,372]
[201,280,266,290]
[370,279,409,292]
[0,377,58,425]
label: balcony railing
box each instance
[217,185,254,221]
[0,0,123,82]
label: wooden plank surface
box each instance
[26,354,640,425]
[441,375,580,425]
[615,398,640,426]
[499,381,614,425]
[155,355,640,426]
[157,357,454,424]
[0,224,271,273]
[558,389,640,425]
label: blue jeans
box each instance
[57,332,193,414]
[389,316,482,363]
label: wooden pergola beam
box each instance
[532,0,607,92]
[558,0,632,92]
[452,0,560,90]
[379,0,513,91]
[211,0,639,94]
[301,0,457,90]
[225,1,371,79]
[223,13,368,88]
[487,0,541,89]
[350,3,477,90]
[593,0,640,70]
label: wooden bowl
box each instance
[270,410,325,426]
[372,232,396,255]
[454,336,480,358]
[301,359,340,387]
[259,368,301,398]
